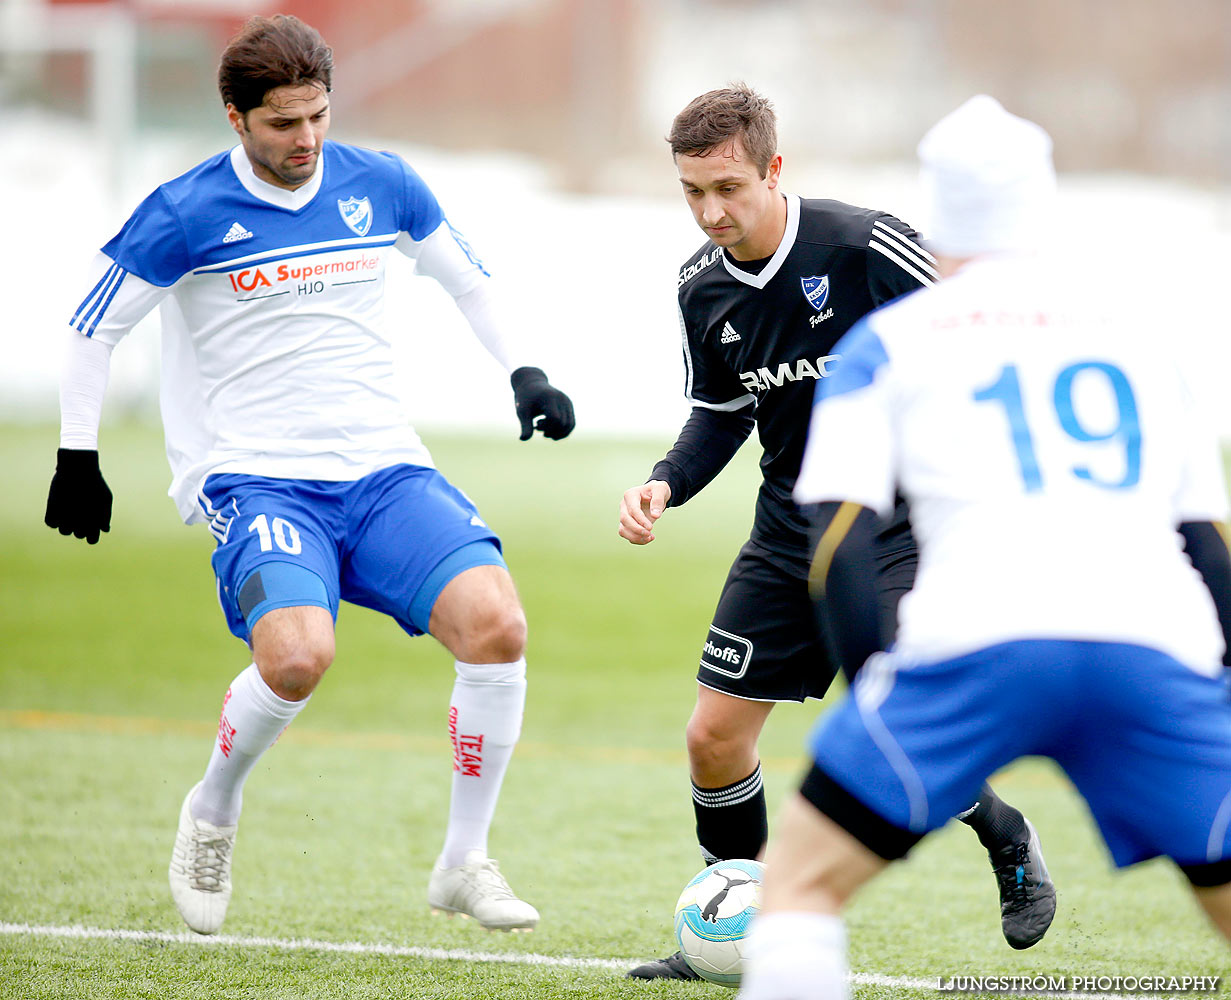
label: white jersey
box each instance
[794,253,1229,673]
[70,142,514,523]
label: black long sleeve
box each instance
[1180,520,1231,667]
[650,404,756,508]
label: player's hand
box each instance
[619,480,672,545]
[510,366,575,441]
[45,448,113,544]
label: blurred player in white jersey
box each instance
[44,14,574,936]
[738,95,1231,999]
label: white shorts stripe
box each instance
[854,654,930,831]
[1206,787,1231,862]
[198,491,240,544]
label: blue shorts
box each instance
[199,465,504,643]
[811,639,1231,868]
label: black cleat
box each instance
[627,950,702,981]
[990,819,1056,949]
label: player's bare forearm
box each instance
[618,480,672,545]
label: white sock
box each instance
[191,663,308,827]
[439,658,526,868]
[738,912,848,1000]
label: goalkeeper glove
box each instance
[45,448,113,544]
[510,366,575,441]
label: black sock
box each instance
[957,783,1027,853]
[692,763,767,863]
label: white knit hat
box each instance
[917,94,1057,257]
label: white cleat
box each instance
[168,783,236,935]
[427,850,539,932]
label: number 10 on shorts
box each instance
[248,513,303,554]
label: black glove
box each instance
[45,448,113,544]
[510,366,575,441]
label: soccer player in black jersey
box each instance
[618,85,1056,980]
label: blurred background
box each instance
[2,0,1230,441]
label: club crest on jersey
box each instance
[337,197,373,237]
[801,275,830,311]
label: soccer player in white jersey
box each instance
[44,15,575,936]
[737,95,1231,999]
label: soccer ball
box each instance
[673,858,765,987]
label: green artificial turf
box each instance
[1,423,1226,998]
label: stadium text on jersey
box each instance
[677,248,722,287]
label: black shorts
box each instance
[696,536,916,703]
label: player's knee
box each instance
[685,713,753,768]
[456,601,527,664]
[258,635,335,701]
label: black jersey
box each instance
[675,194,934,552]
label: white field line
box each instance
[0,921,1173,998]
[0,921,628,970]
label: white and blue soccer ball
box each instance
[673,858,765,987]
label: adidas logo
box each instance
[223,221,254,244]
[720,321,741,344]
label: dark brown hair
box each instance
[218,15,333,113]
[668,84,777,177]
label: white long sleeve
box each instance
[398,223,535,373]
[59,331,114,449]
[451,280,534,373]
